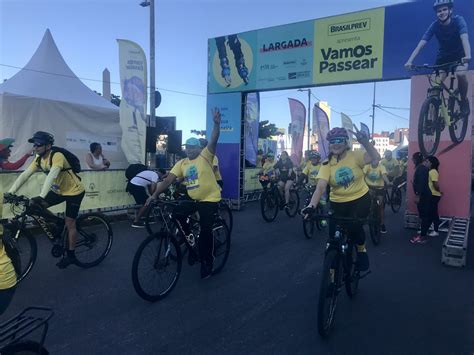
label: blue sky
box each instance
[0,0,413,140]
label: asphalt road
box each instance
[3,201,474,355]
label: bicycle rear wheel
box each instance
[212,220,231,275]
[317,249,342,338]
[369,219,381,246]
[390,188,402,213]
[260,190,278,222]
[418,97,441,156]
[0,340,49,355]
[448,93,469,144]
[132,232,182,302]
[73,213,113,268]
[345,242,360,298]
[303,217,316,239]
[218,201,233,234]
[285,190,300,217]
[3,227,36,284]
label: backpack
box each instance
[36,147,82,179]
[125,163,148,181]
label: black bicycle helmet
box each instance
[28,131,54,145]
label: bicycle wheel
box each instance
[369,203,381,246]
[132,232,182,302]
[212,220,231,275]
[390,188,402,213]
[260,190,278,222]
[448,93,469,144]
[0,340,49,355]
[317,249,343,338]
[73,213,113,268]
[345,242,360,298]
[285,190,300,217]
[3,227,37,284]
[218,201,233,234]
[418,97,441,156]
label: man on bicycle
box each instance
[7,132,85,269]
[405,0,471,116]
[274,151,296,211]
[380,150,400,183]
[146,108,221,279]
[299,151,322,187]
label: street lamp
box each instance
[298,88,311,151]
[140,0,156,128]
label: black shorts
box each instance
[128,183,148,205]
[44,191,85,219]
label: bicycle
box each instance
[259,175,300,222]
[382,181,402,214]
[2,194,113,283]
[300,184,327,239]
[368,187,383,246]
[302,210,371,338]
[0,306,53,354]
[410,61,469,156]
[132,199,231,302]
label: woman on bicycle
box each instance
[304,127,380,271]
[363,159,391,234]
[274,151,296,210]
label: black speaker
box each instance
[146,127,158,153]
[167,130,182,154]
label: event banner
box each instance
[244,92,260,166]
[313,104,330,160]
[206,93,242,144]
[340,113,353,149]
[288,98,306,165]
[406,71,474,219]
[117,39,147,164]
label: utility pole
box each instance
[298,88,311,151]
[140,0,156,128]
[371,82,376,139]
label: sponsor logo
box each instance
[288,71,310,79]
[260,38,312,53]
[328,18,371,36]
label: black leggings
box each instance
[0,287,16,316]
[418,195,431,237]
[329,192,371,246]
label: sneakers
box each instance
[410,234,428,244]
[131,221,145,228]
[356,252,370,271]
[56,254,77,269]
[200,260,213,279]
[380,224,387,234]
[428,231,439,237]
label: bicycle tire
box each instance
[390,188,402,213]
[3,226,37,284]
[218,202,233,234]
[345,242,360,298]
[260,190,278,222]
[448,93,469,144]
[212,220,231,275]
[303,217,315,239]
[284,190,300,217]
[132,232,182,302]
[317,249,342,338]
[418,97,441,156]
[73,213,113,268]
[0,340,49,355]
[369,202,381,246]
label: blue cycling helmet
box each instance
[309,151,321,159]
[433,0,453,9]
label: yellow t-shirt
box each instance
[380,158,400,178]
[303,163,321,186]
[213,156,222,181]
[363,164,387,188]
[429,169,441,197]
[317,150,369,203]
[0,194,17,290]
[170,147,221,202]
[25,152,84,196]
[262,160,276,177]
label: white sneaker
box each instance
[428,231,439,237]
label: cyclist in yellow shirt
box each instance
[380,150,400,182]
[363,159,391,234]
[0,194,17,315]
[300,151,322,186]
[146,108,222,279]
[304,127,380,271]
[8,132,85,269]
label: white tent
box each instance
[0,29,128,169]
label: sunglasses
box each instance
[33,143,45,148]
[328,138,347,145]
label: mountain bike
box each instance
[2,194,113,283]
[259,175,299,222]
[132,199,231,302]
[302,210,371,338]
[300,184,327,239]
[382,182,402,214]
[0,307,53,354]
[411,61,469,156]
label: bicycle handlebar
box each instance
[409,60,464,73]
[3,193,30,206]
